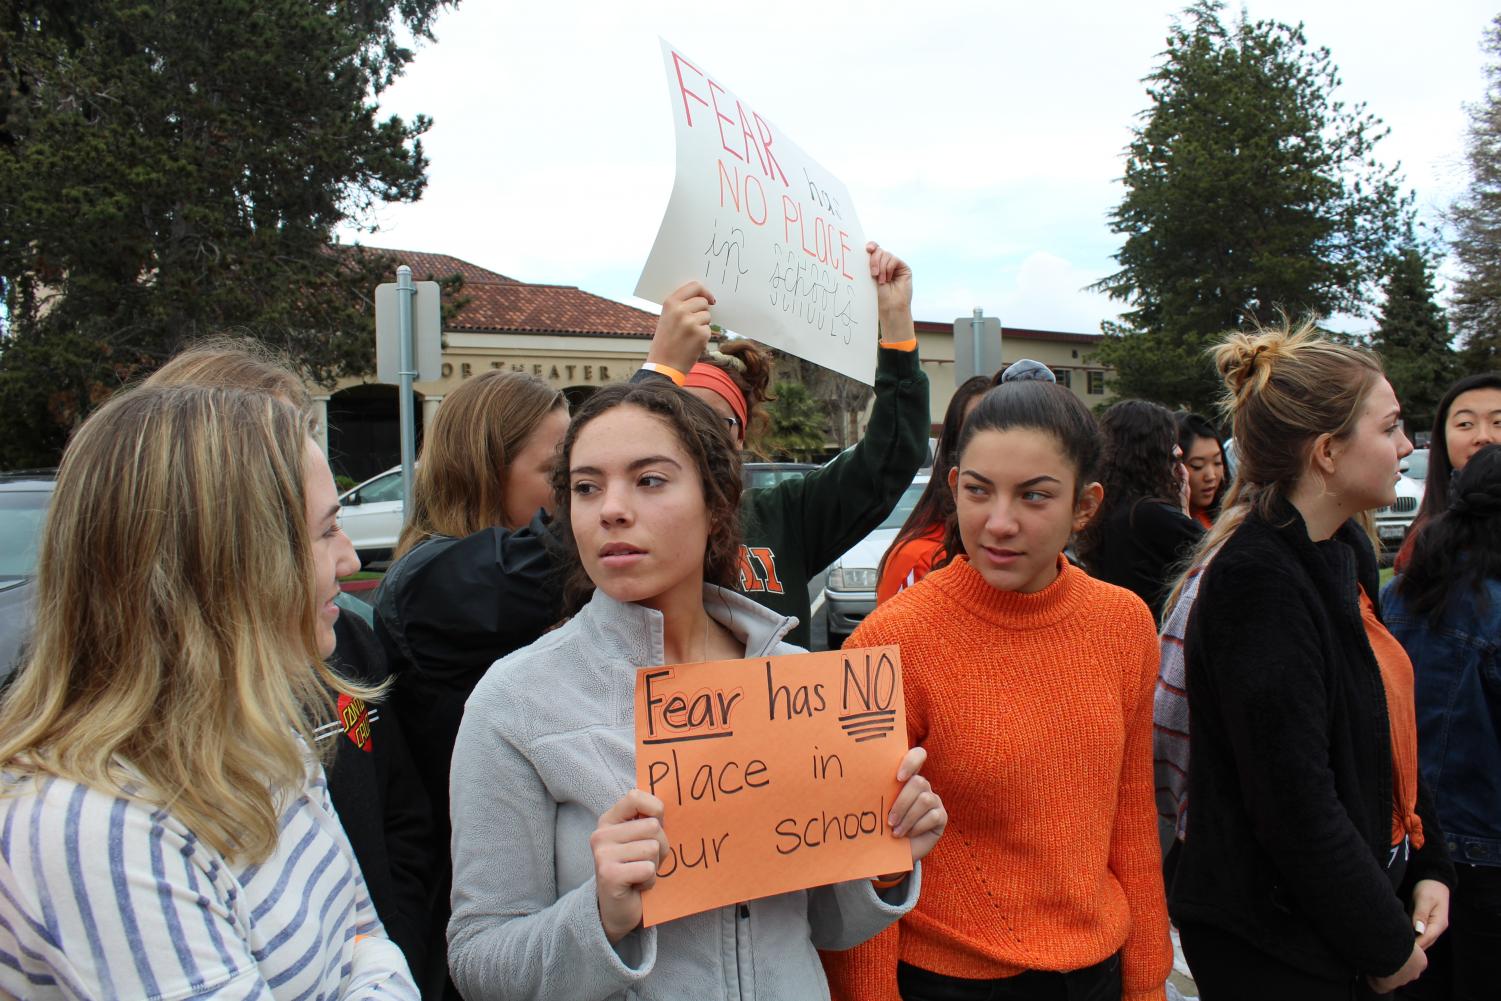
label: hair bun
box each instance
[1214,331,1289,400]
[1449,482,1501,519]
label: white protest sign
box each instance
[636,40,878,386]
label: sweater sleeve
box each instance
[806,865,920,951]
[760,345,929,576]
[821,922,903,1001]
[447,701,656,1001]
[1192,551,1417,977]
[1112,608,1174,1001]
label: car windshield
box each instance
[878,479,929,531]
[0,489,51,580]
[1404,450,1428,481]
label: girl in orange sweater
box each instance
[822,379,1172,1001]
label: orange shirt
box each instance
[1192,508,1213,530]
[822,558,1172,1001]
[875,524,946,605]
[1358,588,1425,849]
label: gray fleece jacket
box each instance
[448,584,919,1001]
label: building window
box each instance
[1087,370,1106,395]
[1050,368,1072,388]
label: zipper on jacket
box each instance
[733,901,751,999]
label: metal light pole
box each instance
[396,265,417,518]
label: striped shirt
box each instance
[1152,560,1210,848]
[0,763,418,1000]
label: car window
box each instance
[878,480,928,531]
[744,465,815,491]
[0,490,51,579]
[357,472,404,504]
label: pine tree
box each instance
[0,0,453,465]
[1451,15,1501,369]
[1092,0,1413,412]
[759,381,828,461]
[1372,247,1456,431]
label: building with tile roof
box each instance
[318,248,1113,481]
[319,248,666,480]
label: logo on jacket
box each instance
[337,694,373,752]
[736,545,785,594]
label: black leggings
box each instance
[896,955,1122,1001]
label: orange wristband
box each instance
[871,873,907,889]
[879,337,918,352]
[640,361,687,386]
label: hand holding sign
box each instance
[646,282,717,375]
[867,242,915,343]
[881,746,946,878]
[591,789,671,944]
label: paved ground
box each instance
[1169,928,1199,997]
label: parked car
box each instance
[1403,447,1429,483]
[821,473,929,647]
[1373,469,1425,554]
[338,465,404,564]
[742,461,818,491]
[0,471,55,687]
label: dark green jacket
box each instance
[641,346,929,647]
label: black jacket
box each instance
[324,607,434,980]
[1087,498,1203,623]
[1171,502,1455,980]
[373,511,564,998]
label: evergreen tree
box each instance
[1451,15,1501,369]
[1372,247,1455,431]
[0,0,453,465]
[1092,0,1413,412]
[758,381,827,461]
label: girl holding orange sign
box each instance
[822,378,1173,1001]
[446,380,947,1001]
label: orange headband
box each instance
[685,362,749,441]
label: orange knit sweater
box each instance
[821,557,1172,1001]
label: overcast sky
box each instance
[338,1,1497,335]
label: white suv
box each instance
[1373,463,1425,553]
[338,467,404,563]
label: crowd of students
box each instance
[0,240,1497,1001]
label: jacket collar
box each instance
[576,584,800,666]
[1253,495,1382,618]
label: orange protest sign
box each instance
[634,645,911,927]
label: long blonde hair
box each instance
[393,370,564,558]
[1163,320,1383,612]
[0,386,373,862]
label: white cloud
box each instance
[343,0,1499,333]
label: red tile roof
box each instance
[365,248,518,286]
[450,283,660,337]
[915,319,1101,344]
[361,246,659,339]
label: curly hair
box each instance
[1075,400,1182,566]
[685,340,774,446]
[549,382,744,614]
